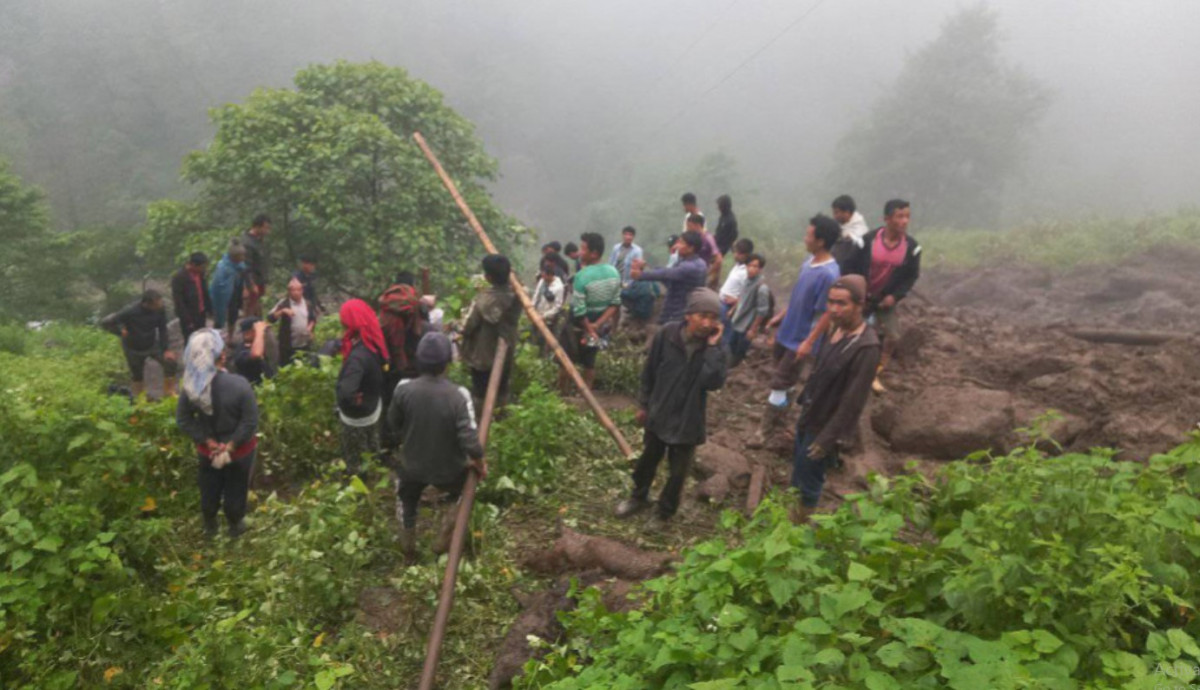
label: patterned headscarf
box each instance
[183,329,225,415]
[340,299,389,361]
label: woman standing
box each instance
[336,299,388,478]
[175,330,259,539]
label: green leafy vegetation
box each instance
[0,323,632,688]
[521,434,1200,688]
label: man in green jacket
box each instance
[460,254,521,410]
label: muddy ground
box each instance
[478,246,1200,687]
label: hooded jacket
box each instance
[640,321,728,446]
[460,285,521,371]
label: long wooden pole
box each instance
[418,338,508,690]
[412,131,634,458]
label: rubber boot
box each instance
[747,403,787,451]
[431,504,458,556]
[228,519,248,539]
[202,514,219,540]
[398,527,417,564]
[790,504,815,525]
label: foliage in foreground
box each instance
[523,436,1200,689]
[0,324,614,688]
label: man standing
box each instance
[686,214,723,287]
[101,289,178,398]
[714,194,739,257]
[171,252,211,345]
[388,332,486,562]
[241,214,272,316]
[718,238,754,328]
[790,275,880,524]
[680,192,704,232]
[727,253,772,367]
[292,254,324,316]
[460,254,521,408]
[609,226,643,285]
[232,317,273,386]
[843,199,921,392]
[749,215,841,452]
[631,231,707,326]
[563,242,582,275]
[561,233,621,392]
[267,277,317,366]
[830,195,870,270]
[615,288,727,526]
[532,257,566,353]
[210,239,247,340]
[176,330,259,539]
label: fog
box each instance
[2,0,1198,234]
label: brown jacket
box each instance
[797,324,881,452]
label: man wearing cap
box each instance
[616,288,728,526]
[388,332,486,562]
[171,252,211,345]
[630,230,708,326]
[790,274,880,524]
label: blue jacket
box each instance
[209,254,246,303]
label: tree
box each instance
[830,6,1051,228]
[0,157,76,321]
[142,60,527,298]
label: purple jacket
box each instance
[639,256,707,324]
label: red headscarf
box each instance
[340,299,389,362]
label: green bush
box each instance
[522,436,1200,688]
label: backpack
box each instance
[378,284,422,365]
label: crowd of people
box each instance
[100,190,921,549]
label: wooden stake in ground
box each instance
[419,339,508,690]
[412,131,634,459]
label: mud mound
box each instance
[522,527,674,580]
[488,572,640,689]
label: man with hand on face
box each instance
[789,275,880,524]
[615,288,728,527]
[631,230,707,326]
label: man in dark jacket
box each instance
[615,288,728,525]
[101,289,178,399]
[388,332,486,562]
[291,254,323,316]
[790,275,880,524]
[175,330,259,538]
[842,199,921,392]
[460,255,521,408]
[241,214,272,316]
[171,252,211,345]
[714,194,739,256]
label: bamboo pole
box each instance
[412,131,634,459]
[418,338,508,690]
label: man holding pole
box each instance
[616,288,728,526]
[388,332,485,562]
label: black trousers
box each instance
[198,451,254,525]
[470,365,511,407]
[631,430,696,518]
[395,468,467,529]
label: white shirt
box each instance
[841,211,870,248]
[682,210,705,232]
[288,298,310,346]
[532,276,565,320]
[719,262,749,302]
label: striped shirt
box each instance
[571,263,622,317]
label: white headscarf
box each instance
[183,329,225,415]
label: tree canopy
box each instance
[830,5,1051,228]
[141,60,527,298]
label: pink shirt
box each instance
[868,231,908,298]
